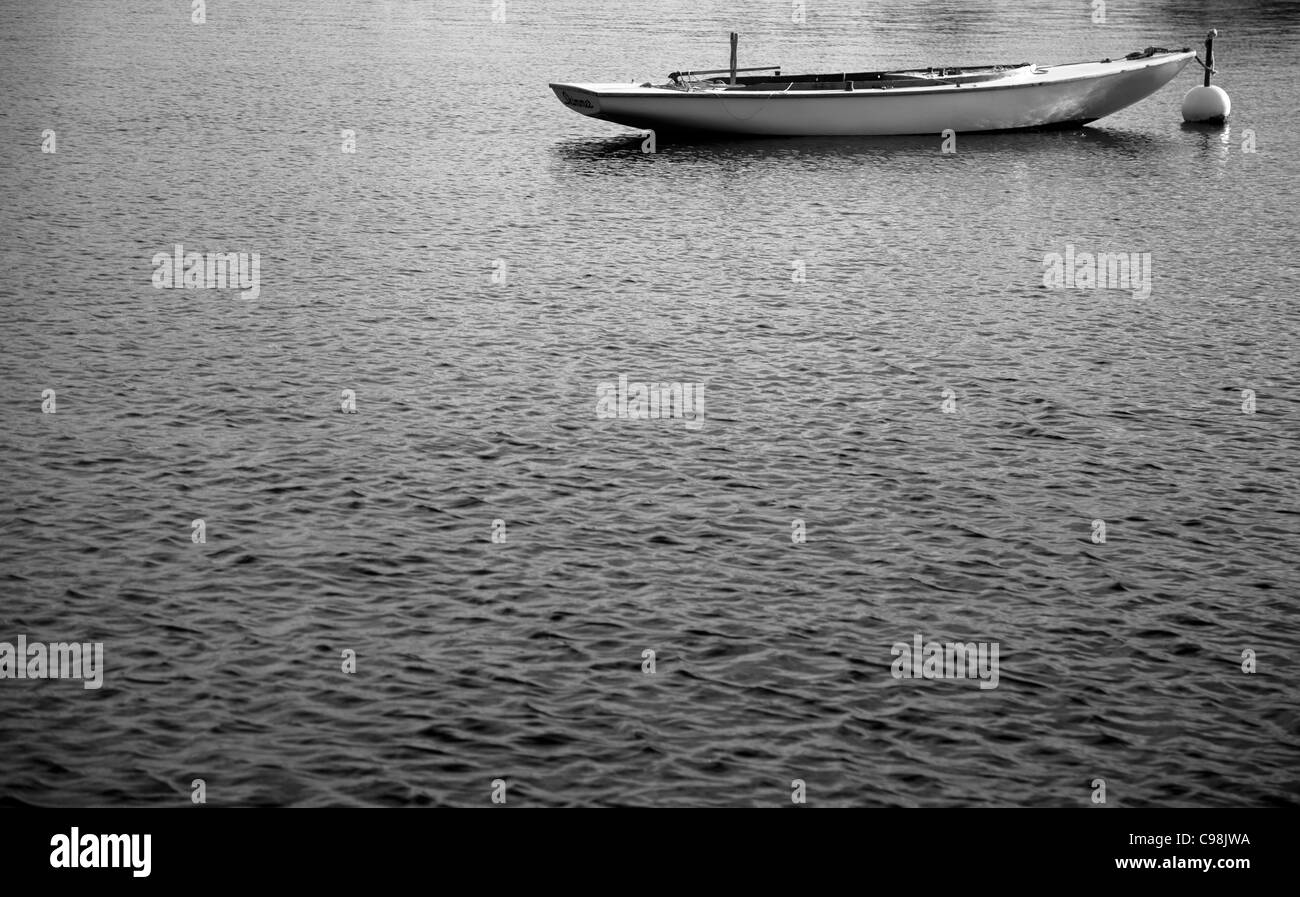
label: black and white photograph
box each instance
[0,0,1295,867]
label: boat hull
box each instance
[551,52,1194,136]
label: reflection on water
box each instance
[550,126,1180,165]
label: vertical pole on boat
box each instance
[1203,29,1215,87]
[729,32,738,85]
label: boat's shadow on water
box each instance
[551,126,1173,168]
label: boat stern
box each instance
[550,83,605,117]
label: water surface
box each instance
[0,0,1296,806]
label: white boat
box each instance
[550,41,1198,137]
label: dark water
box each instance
[1,0,1297,806]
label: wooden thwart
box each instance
[668,65,781,80]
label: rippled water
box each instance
[1,0,1297,807]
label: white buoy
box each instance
[1182,85,1231,122]
[1182,29,1230,123]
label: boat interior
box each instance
[670,64,1033,91]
